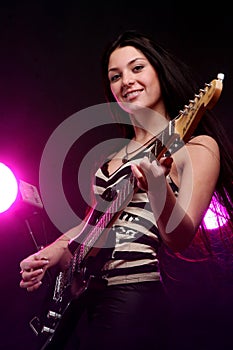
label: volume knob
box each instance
[47,310,62,320]
[41,326,55,334]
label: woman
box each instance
[19,30,233,350]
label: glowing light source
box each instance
[0,163,18,213]
[203,196,228,230]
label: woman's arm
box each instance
[132,135,220,252]
[19,208,94,292]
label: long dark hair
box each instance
[101,30,233,261]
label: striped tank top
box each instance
[93,145,178,286]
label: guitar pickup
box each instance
[53,272,64,302]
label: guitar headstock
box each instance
[174,73,224,143]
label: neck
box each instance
[129,108,169,142]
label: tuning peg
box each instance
[217,73,224,81]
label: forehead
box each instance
[108,46,146,68]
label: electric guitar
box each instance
[32,73,224,350]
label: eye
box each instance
[133,65,144,72]
[109,73,121,83]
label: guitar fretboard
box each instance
[74,172,136,265]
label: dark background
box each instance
[0,1,232,349]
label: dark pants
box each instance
[66,280,172,350]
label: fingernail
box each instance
[42,260,49,265]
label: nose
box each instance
[122,72,135,86]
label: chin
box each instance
[120,101,145,113]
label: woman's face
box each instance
[108,46,164,114]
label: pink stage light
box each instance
[203,196,228,230]
[0,162,18,213]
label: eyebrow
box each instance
[108,57,146,73]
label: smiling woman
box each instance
[19,30,233,350]
[108,46,163,113]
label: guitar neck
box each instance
[174,75,223,143]
[74,172,136,261]
[153,74,224,158]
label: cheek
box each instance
[148,79,161,98]
[146,70,160,92]
[110,85,121,102]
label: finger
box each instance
[20,273,42,286]
[20,258,49,272]
[20,279,42,291]
[160,156,173,167]
[131,164,144,179]
[21,267,44,282]
[140,156,151,167]
[137,178,148,191]
[157,157,173,177]
[34,253,49,261]
[27,281,42,292]
[131,164,148,191]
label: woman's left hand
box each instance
[131,156,173,191]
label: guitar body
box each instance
[40,286,87,350]
[40,275,107,350]
[34,74,224,350]
[38,236,113,349]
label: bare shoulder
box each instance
[187,135,220,157]
[172,135,220,175]
[188,134,218,147]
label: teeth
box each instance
[125,90,141,98]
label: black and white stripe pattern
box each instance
[93,146,178,285]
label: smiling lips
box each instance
[123,89,143,101]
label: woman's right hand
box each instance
[19,238,71,292]
[19,252,50,292]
